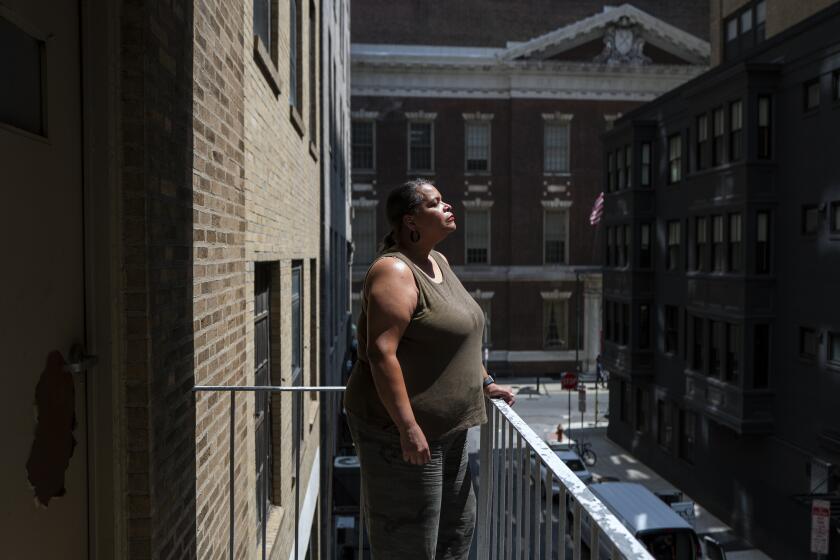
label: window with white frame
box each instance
[408,121,433,172]
[351,205,376,265]
[543,295,569,349]
[465,208,490,264]
[543,209,568,264]
[465,121,490,172]
[668,134,682,183]
[543,121,570,173]
[351,120,375,170]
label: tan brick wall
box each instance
[711,0,840,64]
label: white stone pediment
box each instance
[499,4,709,65]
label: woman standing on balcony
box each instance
[344,179,515,559]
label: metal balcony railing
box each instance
[193,385,654,560]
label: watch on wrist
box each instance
[482,375,495,388]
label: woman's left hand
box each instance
[484,383,515,406]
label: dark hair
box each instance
[378,179,430,253]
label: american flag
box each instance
[589,192,605,226]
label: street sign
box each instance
[561,371,578,390]
[811,499,831,555]
[578,389,586,413]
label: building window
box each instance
[802,205,820,235]
[804,79,820,111]
[625,145,632,189]
[254,0,273,54]
[694,217,707,272]
[696,114,708,170]
[712,107,725,166]
[639,223,652,268]
[291,263,304,455]
[623,225,630,267]
[666,221,681,271]
[465,209,490,264]
[622,303,630,346]
[620,380,630,423]
[729,100,743,161]
[692,316,705,371]
[465,121,490,172]
[710,321,722,377]
[640,142,651,187]
[726,323,741,383]
[679,410,696,464]
[668,134,682,184]
[408,121,434,172]
[543,298,569,349]
[635,387,648,433]
[289,0,303,112]
[616,147,625,189]
[828,332,840,365]
[254,263,274,535]
[543,209,568,264]
[606,227,615,266]
[665,305,679,355]
[728,214,742,272]
[544,122,570,173]
[351,120,375,170]
[607,152,615,192]
[757,96,772,159]
[831,202,840,233]
[723,1,766,62]
[639,304,651,350]
[800,327,818,359]
[308,1,317,142]
[351,206,376,265]
[712,215,725,271]
[756,211,770,274]
[657,400,673,450]
[754,324,770,388]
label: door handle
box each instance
[63,343,98,374]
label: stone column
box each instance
[582,273,603,372]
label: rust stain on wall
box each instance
[26,351,77,507]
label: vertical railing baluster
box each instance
[477,401,491,557]
[523,438,530,560]
[505,422,513,560]
[572,501,581,560]
[590,522,600,560]
[495,407,504,560]
[558,488,567,560]
[514,433,522,559]
[229,391,236,560]
[492,407,500,560]
[544,470,553,559]
[533,454,540,560]
[262,388,268,560]
[294,391,301,560]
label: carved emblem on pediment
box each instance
[594,16,651,66]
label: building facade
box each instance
[349,0,710,376]
[1,0,348,558]
[603,3,840,558]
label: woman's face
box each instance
[405,184,455,239]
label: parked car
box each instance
[529,442,593,499]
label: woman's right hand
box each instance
[399,423,431,465]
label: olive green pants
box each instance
[347,415,476,560]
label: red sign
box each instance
[561,372,578,390]
[811,499,831,555]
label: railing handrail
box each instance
[192,385,346,392]
[481,398,655,559]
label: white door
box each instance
[0,0,89,557]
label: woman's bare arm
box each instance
[364,257,431,464]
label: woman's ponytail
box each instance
[375,179,428,256]
[378,231,397,255]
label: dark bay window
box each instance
[657,400,673,450]
[754,324,770,388]
[692,317,705,371]
[607,152,616,192]
[625,145,632,188]
[694,217,707,271]
[640,142,651,186]
[729,100,743,161]
[351,120,375,170]
[804,79,820,111]
[639,304,651,350]
[408,121,433,171]
[712,215,725,271]
[724,0,766,62]
[639,223,652,268]
[758,96,772,159]
[617,147,625,189]
[756,211,770,273]
[679,410,696,464]
[617,225,626,267]
[668,134,682,183]
[710,321,722,377]
[802,205,819,235]
[728,213,742,272]
[726,323,741,382]
[712,107,725,166]
[665,305,679,354]
[831,201,840,233]
[800,327,818,358]
[635,387,648,433]
[696,114,708,170]
[607,226,615,266]
[623,225,630,268]
[666,221,680,271]
[829,332,840,365]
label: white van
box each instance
[585,482,703,560]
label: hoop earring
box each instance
[410,230,420,243]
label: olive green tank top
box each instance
[344,250,487,440]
